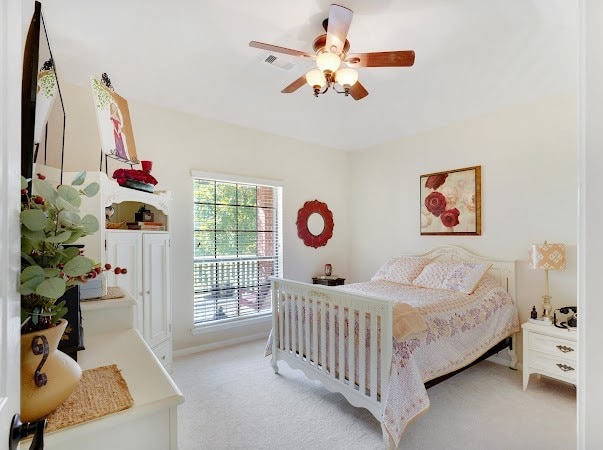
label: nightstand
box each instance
[522,321,577,390]
[312,277,345,286]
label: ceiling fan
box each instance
[249,4,415,100]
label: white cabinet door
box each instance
[106,232,144,333]
[143,233,171,348]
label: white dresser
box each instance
[522,321,577,390]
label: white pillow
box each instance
[371,257,431,285]
[413,260,492,294]
[441,261,492,294]
[412,261,456,289]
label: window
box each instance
[193,175,282,326]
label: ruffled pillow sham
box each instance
[371,257,431,285]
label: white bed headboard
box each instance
[408,245,516,300]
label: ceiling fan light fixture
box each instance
[316,50,341,74]
[335,68,358,88]
[306,69,327,95]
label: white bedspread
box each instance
[335,275,520,445]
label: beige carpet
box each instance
[172,339,576,450]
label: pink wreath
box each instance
[296,200,334,249]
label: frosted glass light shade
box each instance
[335,68,358,87]
[306,69,326,88]
[316,51,341,73]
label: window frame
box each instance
[191,170,283,331]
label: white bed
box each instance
[267,246,520,448]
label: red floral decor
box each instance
[112,168,158,188]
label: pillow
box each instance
[371,257,431,285]
[441,261,492,294]
[412,260,492,294]
[411,261,456,289]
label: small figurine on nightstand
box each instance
[530,306,538,320]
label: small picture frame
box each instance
[135,211,154,222]
[420,166,481,235]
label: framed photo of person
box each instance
[90,76,139,164]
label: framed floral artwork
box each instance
[420,166,481,235]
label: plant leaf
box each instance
[21,265,44,281]
[21,176,28,190]
[21,251,35,266]
[61,246,81,261]
[43,268,61,278]
[63,231,84,245]
[82,182,100,197]
[57,184,80,203]
[63,255,93,277]
[70,171,86,186]
[21,227,46,244]
[81,214,99,234]
[20,209,48,231]
[56,194,80,211]
[32,178,58,203]
[58,210,82,227]
[45,230,72,244]
[35,277,66,299]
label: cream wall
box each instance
[59,83,351,351]
[348,93,578,360]
[58,82,577,356]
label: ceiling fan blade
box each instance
[348,81,368,100]
[325,4,353,55]
[345,50,415,68]
[249,41,314,59]
[281,75,308,93]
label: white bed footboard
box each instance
[271,278,393,422]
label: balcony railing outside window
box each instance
[193,177,281,325]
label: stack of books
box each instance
[126,221,166,231]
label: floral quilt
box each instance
[266,274,520,447]
[336,275,520,445]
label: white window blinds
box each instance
[192,176,282,325]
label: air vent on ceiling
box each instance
[263,54,295,71]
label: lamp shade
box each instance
[305,69,326,88]
[316,51,341,73]
[335,68,358,87]
[528,243,566,270]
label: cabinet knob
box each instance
[145,290,151,295]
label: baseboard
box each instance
[173,331,269,358]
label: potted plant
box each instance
[19,171,125,422]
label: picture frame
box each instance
[420,165,481,235]
[90,76,139,164]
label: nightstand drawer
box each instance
[528,332,577,362]
[530,350,577,384]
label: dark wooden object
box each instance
[312,277,345,286]
[57,286,85,361]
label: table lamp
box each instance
[528,242,566,322]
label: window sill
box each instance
[191,313,271,336]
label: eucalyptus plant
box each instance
[20,171,102,332]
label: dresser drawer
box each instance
[152,339,172,371]
[529,350,577,384]
[528,332,577,362]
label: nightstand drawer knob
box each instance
[556,363,575,372]
[556,345,574,353]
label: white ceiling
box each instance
[32,0,577,151]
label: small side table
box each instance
[312,277,345,286]
[522,321,577,390]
